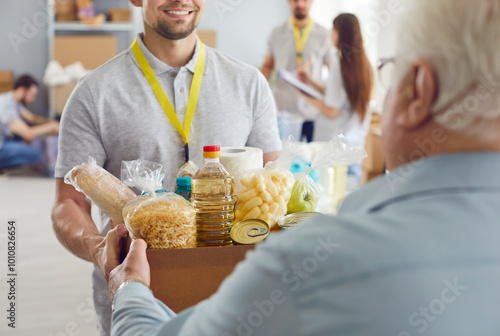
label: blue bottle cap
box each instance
[176,176,192,187]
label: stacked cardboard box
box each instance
[55,0,77,22]
[108,8,132,22]
[0,71,13,94]
[53,35,117,114]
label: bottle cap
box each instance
[203,145,220,152]
[176,176,191,187]
[203,145,221,158]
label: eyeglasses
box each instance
[377,57,395,92]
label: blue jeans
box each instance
[0,139,42,170]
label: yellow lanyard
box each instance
[131,37,205,162]
[290,17,314,66]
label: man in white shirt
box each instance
[261,0,334,142]
[52,1,281,335]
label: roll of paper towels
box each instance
[220,147,263,180]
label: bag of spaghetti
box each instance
[121,160,196,249]
[234,137,296,230]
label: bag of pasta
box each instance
[121,160,196,249]
[234,137,296,230]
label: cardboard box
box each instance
[362,125,384,172]
[57,13,77,22]
[108,8,131,22]
[198,30,217,49]
[361,169,383,185]
[148,245,254,313]
[55,0,76,21]
[54,81,78,114]
[0,71,13,94]
[54,35,117,70]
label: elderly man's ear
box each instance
[397,59,437,130]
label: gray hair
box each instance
[394,0,500,138]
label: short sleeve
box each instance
[0,94,21,125]
[267,28,277,58]
[55,80,107,178]
[246,70,282,154]
[323,57,348,109]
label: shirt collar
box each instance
[342,152,500,214]
[130,33,205,75]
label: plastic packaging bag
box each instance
[121,159,166,196]
[121,160,196,249]
[177,160,199,178]
[234,137,296,229]
[64,157,136,226]
[288,135,367,213]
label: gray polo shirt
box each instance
[55,33,281,336]
[268,20,335,121]
[0,91,22,148]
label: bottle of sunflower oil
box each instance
[191,146,235,247]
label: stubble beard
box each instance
[151,15,198,40]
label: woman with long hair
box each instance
[298,13,374,181]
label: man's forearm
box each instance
[52,198,103,264]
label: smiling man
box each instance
[52,1,281,335]
[109,0,500,335]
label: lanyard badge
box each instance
[131,37,205,163]
[290,17,314,66]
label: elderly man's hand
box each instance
[107,238,150,300]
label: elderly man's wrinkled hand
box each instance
[108,238,150,300]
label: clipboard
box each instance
[278,69,324,100]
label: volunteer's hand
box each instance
[108,239,150,300]
[94,224,129,282]
[296,59,313,84]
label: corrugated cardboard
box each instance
[108,8,131,22]
[362,125,384,172]
[0,71,13,94]
[148,245,254,313]
[197,30,217,49]
[54,81,78,114]
[54,35,117,69]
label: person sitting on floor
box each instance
[0,74,59,171]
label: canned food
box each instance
[278,212,322,229]
[231,219,270,245]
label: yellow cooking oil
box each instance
[191,146,236,247]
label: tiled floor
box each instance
[0,174,99,336]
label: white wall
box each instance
[196,0,290,67]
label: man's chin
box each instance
[294,13,307,20]
[155,24,197,40]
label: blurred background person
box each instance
[261,0,334,142]
[0,74,59,172]
[298,13,373,182]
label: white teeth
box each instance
[166,11,190,15]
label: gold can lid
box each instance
[231,219,270,245]
[278,212,322,229]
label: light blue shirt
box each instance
[112,153,500,335]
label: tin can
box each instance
[278,212,322,229]
[231,219,270,245]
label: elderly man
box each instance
[109,0,500,335]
